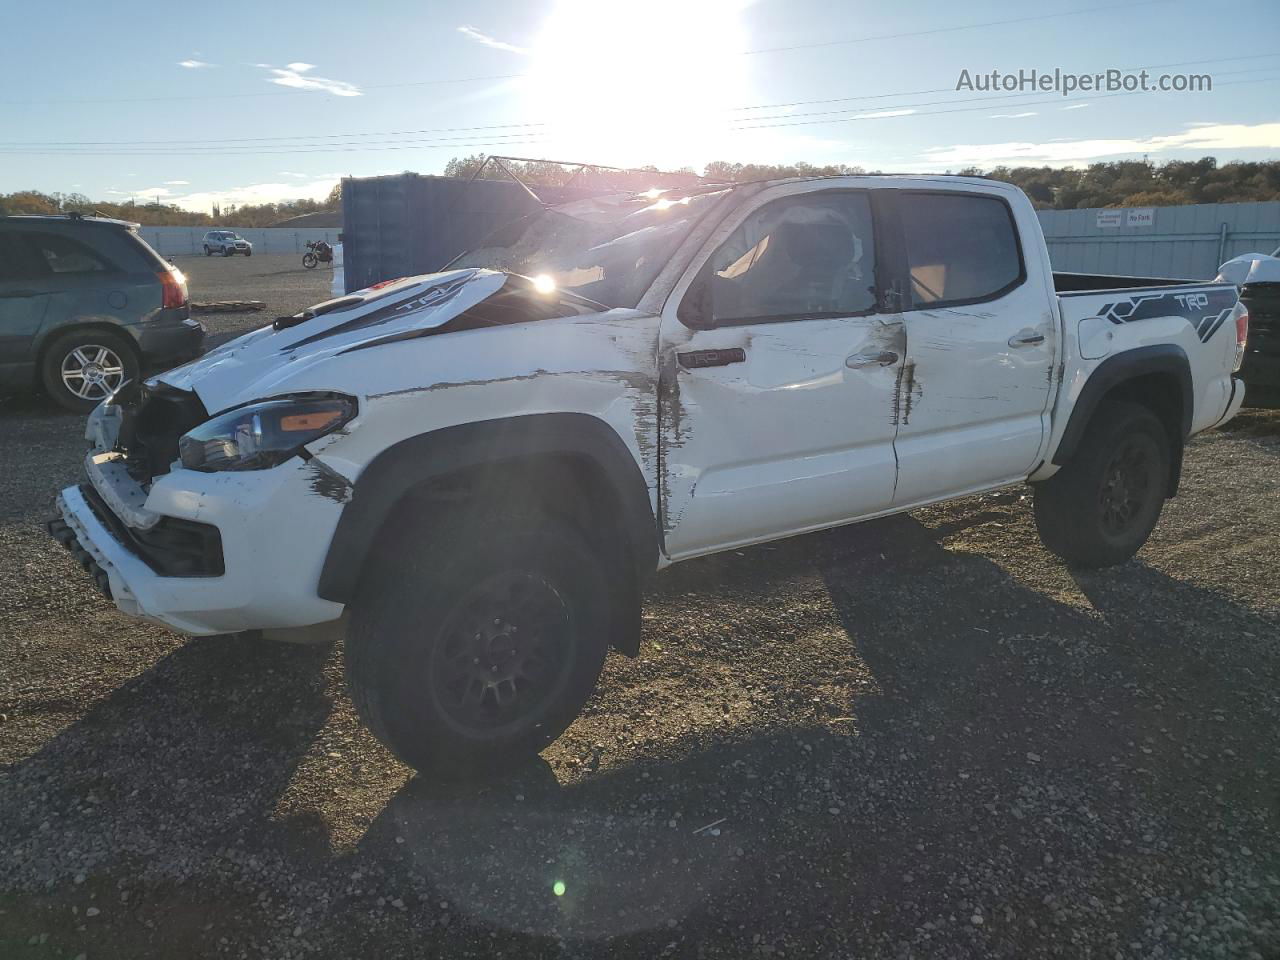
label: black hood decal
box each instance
[283,272,477,351]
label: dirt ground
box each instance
[0,257,1276,959]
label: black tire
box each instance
[40,329,140,413]
[346,507,613,776]
[203,245,211,256]
[302,253,318,269]
[222,246,232,257]
[245,249,252,257]
[1033,401,1171,568]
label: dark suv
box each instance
[0,214,204,411]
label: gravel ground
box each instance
[0,259,1277,958]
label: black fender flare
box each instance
[317,413,659,607]
[1051,343,1193,486]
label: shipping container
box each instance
[340,173,606,293]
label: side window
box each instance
[0,233,50,282]
[899,193,1023,307]
[27,232,111,275]
[703,192,877,324]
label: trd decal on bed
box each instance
[1096,288,1237,343]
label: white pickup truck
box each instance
[50,176,1249,774]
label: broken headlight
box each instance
[178,396,355,472]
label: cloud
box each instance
[457,24,529,55]
[1061,103,1091,111]
[167,177,339,213]
[178,59,213,69]
[262,63,361,96]
[989,111,1038,119]
[920,121,1280,168]
[163,180,189,186]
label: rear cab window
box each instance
[897,191,1025,309]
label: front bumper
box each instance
[49,452,346,635]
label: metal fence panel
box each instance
[1038,201,1280,280]
[137,226,341,256]
[340,174,605,293]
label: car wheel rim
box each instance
[428,570,576,736]
[1099,438,1155,536]
[61,344,126,401]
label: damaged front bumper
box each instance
[49,449,348,636]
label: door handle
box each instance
[1008,331,1046,347]
[677,347,746,369]
[845,350,899,369]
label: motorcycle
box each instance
[302,240,333,269]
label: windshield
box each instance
[449,189,731,309]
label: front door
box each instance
[886,188,1055,505]
[657,184,905,559]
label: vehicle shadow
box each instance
[350,512,1278,953]
[0,633,335,904]
[2,510,1275,957]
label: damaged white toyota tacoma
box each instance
[50,176,1249,774]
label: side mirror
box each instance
[677,273,715,329]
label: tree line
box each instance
[4,157,1278,225]
[0,184,342,227]
[444,154,1280,209]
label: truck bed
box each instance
[1053,271,1201,293]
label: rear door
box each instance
[0,232,53,379]
[885,187,1056,505]
[657,182,905,558]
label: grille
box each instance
[80,483,224,577]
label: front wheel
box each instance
[302,252,318,269]
[1033,401,1171,568]
[40,329,140,413]
[244,249,252,257]
[203,245,212,256]
[222,246,232,257]
[346,509,613,776]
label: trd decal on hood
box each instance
[285,272,477,350]
[1097,288,1237,343]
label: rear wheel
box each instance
[1033,401,1170,568]
[40,329,139,413]
[346,506,613,776]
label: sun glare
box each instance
[525,0,748,169]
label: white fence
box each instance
[139,226,341,256]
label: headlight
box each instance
[179,396,355,472]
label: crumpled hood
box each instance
[153,268,508,413]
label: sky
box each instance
[1,0,1277,213]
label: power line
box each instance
[2,73,1271,157]
[2,52,1272,152]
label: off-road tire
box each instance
[203,245,212,256]
[1034,401,1171,568]
[302,252,318,269]
[346,506,612,776]
[40,329,140,413]
[222,246,232,257]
